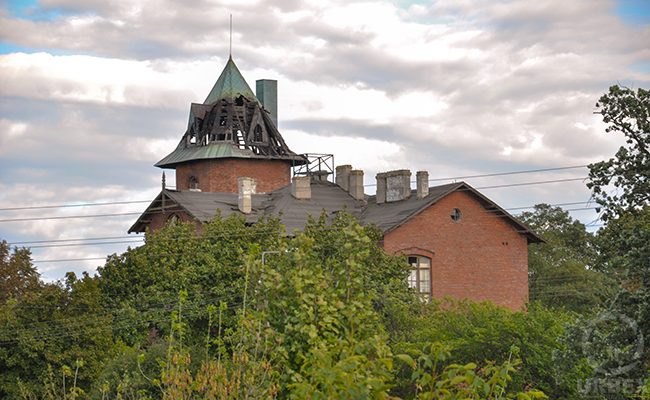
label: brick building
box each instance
[131,57,542,310]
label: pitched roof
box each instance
[361,182,462,232]
[129,181,543,244]
[204,56,257,104]
[261,182,363,234]
[155,57,306,169]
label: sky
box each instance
[0,0,649,281]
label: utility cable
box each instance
[0,164,589,212]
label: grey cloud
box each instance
[0,97,182,191]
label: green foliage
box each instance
[587,85,649,221]
[519,204,614,313]
[251,215,398,398]
[0,240,40,304]
[589,208,650,386]
[557,84,650,398]
[0,273,114,399]
[397,342,547,399]
[1,212,554,399]
[98,214,284,347]
[389,300,579,399]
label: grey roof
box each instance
[362,182,461,232]
[262,182,363,233]
[129,181,543,243]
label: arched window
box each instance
[189,176,199,190]
[407,255,431,298]
[167,214,180,225]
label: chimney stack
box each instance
[376,169,412,203]
[348,170,365,200]
[376,172,387,204]
[416,171,429,199]
[238,177,257,214]
[335,165,352,191]
[291,176,311,199]
[256,79,278,127]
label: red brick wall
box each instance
[175,159,291,193]
[382,191,529,310]
[146,210,201,233]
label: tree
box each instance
[518,204,614,313]
[0,240,40,304]
[0,272,114,399]
[390,300,578,399]
[587,85,649,221]
[563,85,650,396]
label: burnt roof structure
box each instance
[156,56,306,168]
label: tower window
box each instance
[189,176,199,190]
[253,125,263,142]
[407,256,431,298]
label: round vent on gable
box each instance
[450,208,462,223]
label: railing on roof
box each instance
[293,153,335,183]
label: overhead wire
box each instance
[0,170,602,266]
[0,176,590,224]
[0,164,591,212]
[5,199,597,248]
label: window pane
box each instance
[419,268,430,294]
[408,256,418,266]
[407,269,418,289]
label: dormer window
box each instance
[189,176,199,191]
[253,124,263,142]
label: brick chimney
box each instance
[256,79,278,127]
[292,176,311,199]
[376,172,387,204]
[348,170,365,200]
[335,165,352,191]
[238,177,257,214]
[416,171,429,199]
[376,169,411,203]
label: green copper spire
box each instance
[204,56,257,104]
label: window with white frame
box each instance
[407,255,431,297]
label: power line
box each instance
[364,165,589,187]
[4,200,597,247]
[8,235,142,245]
[428,165,588,182]
[474,177,586,190]
[0,164,590,212]
[7,201,601,257]
[0,212,142,223]
[0,200,151,212]
[27,239,144,249]
[0,177,589,224]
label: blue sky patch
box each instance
[615,0,650,25]
[0,41,78,55]
[6,0,65,21]
[629,60,650,74]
